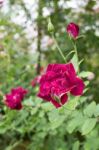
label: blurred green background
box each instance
[0,0,99,150]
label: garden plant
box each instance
[0,0,99,150]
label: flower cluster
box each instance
[4,87,28,110]
[38,63,85,108]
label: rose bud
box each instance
[87,72,95,81]
[48,18,54,33]
[66,22,79,39]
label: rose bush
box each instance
[0,1,99,149]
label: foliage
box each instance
[0,0,99,150]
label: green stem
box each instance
[52,34,66,63]
[73,41,80,73]
[69,35,79,73]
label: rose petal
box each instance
[51,98,61,108]
[39,82,51,96]
[37,93,51,102]
[15,103,22,110]
[70,77,85,96]
[38,92,61,108]
[60,94,68,105]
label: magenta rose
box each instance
[38,63,85,108]
[66,22,79,39]
[4,86,28,110]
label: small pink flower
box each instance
[87,72,95,81]
[66,22,79,39]
[34,65,44,74]
[31,76,41,87]
[38,63,85,108]
[4,87,28,110]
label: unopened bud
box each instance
[87,72,95,80]
[48,18,54,33]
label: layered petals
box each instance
[70,77,85,96]
[38,63,85,108]
[4,86,28,110]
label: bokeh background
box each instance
[0,0,99,150]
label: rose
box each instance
[38,63,85,108]
[66,22,79,39]
[4,87,28,110]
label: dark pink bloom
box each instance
[66,22,79,39]
[5,87,28,110]
[38,63,85,108]
[31,76,41,87]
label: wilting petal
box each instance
[70,77,85,96]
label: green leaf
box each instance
[81,118,97,135]
[48,109,59,122]
[64,98,78,110]
[94,104,99,117]
[79,71,92,78]
[84,101,96,117]
[50,116,65,129]
[79,96,87,104]
[72,141,80,150]
[48,109,65,129]
[41,103,54,111]
[86,0,96,10]
[66,50,75,60]
[84,81,90,86]
[66,113,85,133]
